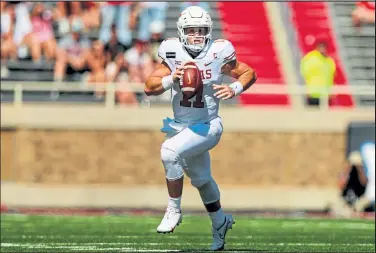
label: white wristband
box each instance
[162,75,175,91]
[229,81,244,96]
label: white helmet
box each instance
[177,6,213,53]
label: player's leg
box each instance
[155,177,183,234]
[185,152,235,251]
[156,133,186,234]
[157,117,223,233]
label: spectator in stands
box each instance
[54,2,100,36]
[99,2,133,49]
[5,1,41,62]
[115,80,139,106]
[87,40,106,82]
[137,2,168,42]
[80,2,100,32]
[179,2,210,13]
[101,25,138,105]
[86,40,107,96]
[124,40,154,84]
[352,1,375,29]
[54,2,79,36]
[129,3,143,31]
[30,3,57,61]
[54,19,91,82]
[1,1,17,60]
[300,40,336,107]
[150,21,167,69]
[104,25,127,83]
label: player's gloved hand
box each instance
[213,84,235,100]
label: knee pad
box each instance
[160,145,184,181]
[194,177,220,204]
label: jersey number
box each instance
[180,86,205,108]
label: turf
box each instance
[1,214,375,253]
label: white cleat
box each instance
[156,207,182,234]
[210,214,235,251]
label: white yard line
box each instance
[1,243,181,252]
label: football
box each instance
[181,62,202,99]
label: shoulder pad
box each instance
[164,37,179,41]
[214,39,227,43]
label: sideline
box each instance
[2,183,340,210]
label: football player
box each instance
[144,6,257,251]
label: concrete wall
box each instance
[1,104,374,210]
[2,129,345,186]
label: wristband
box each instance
[229,81,244,96]
[162,75,175,91]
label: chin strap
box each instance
[186,48,200,58]
[185,39,210,57]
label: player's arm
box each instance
[144,62,185,96]
[213,59,257,100]
[145,39,187,96]
[224,59,257,91]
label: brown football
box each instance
[181,62,202,99]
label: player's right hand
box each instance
[173,66,186,84]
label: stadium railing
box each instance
[1,81,375,111]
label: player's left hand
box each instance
[213,84,235,100]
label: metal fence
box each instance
[1,81,375,110]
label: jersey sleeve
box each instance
[219,40,237,67]
[157,39,176,71]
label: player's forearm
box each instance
[227,61,257,96]
[144,77,166,96]
[237,68,257,92]
[145,62,175,96]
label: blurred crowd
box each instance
[352,1,375,29]
[0,1,210,104]
[1,1,374,105]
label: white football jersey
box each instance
[158,38,236,124]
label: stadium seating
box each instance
[331,2,375,106]
[4,2,372,108]
[217,2,291,106]
[2,60,54,82]
[288,2,354,107]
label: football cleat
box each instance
[157,207,182,233]
[210,214,235,251]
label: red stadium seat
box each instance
[217,2,290,107]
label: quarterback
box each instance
[144,6,257,251]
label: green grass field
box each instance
[1,214,375,252]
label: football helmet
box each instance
[177,6,213,53]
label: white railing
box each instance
[1,81,375,110]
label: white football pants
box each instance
[160,117,223,203]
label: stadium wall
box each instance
[1,105,374,210]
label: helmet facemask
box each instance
[178,26,212,53]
